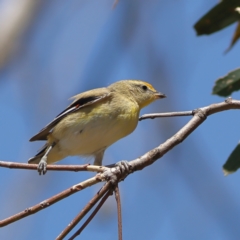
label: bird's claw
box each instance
[115,160,132,180]
[102,161,132,185]
[38,156,47,175]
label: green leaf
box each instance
[194,0,240,35]
[212,68,240,97]
[223,143,240,176]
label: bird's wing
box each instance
[29,88,111,141]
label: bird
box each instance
[28,80,166,175]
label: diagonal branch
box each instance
[128,98,240,171]
[101,98,240,181]
[68,189,113,240]
[1,98,240,237]
[0,176,102,227]
[57,181,112,240]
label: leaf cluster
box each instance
[195,1,240,173]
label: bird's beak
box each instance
[154,92,166,99]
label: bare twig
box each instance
[69,189,113,240]
[139,111,193,120]
[115,185,122,240]
[0,177,101,227]
[1,98,240,238]
[57,181,112,240]
[131,98,239,171]
[112,0,119,8]
[0,161,107,173]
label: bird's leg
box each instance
[94,150,132,183]
[93,149,105,166]
[38,142,56,175]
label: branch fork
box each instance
[0,98,239,239]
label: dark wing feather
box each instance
[28,143,48,164]
[29,88,111,141]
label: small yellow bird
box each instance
[28,80,166,174]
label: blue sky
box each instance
[1,1,240,239]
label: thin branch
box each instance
[0,176,101,227]
[112,0,119,8]
[139,111,193,120]
[1,98,240,236]
[0,161,107,173]
[130,98,240,171]
[57,181,112,240]
[115,185,122,240]
[101,98,240,179]
[68,189,113,240]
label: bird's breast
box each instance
[52,102,139,156]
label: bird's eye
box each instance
[142,85,148,91]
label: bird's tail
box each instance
[28,155,42,164]
[28,144,48,164]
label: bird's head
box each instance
[110,80,166,109]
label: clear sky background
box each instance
[1,1,240,239]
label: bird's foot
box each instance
[102,161,132,185]
[38,156,48,175]
[115,160,132,180]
